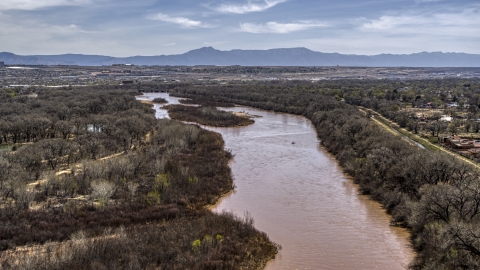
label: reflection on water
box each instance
[137,93,414,270]
[136,93,182,119]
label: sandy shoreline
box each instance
[139,100,154,105]
[232,111,262,118]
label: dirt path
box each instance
[27,150,128,191]
[359,107,480,170]
[358,108,421,149]
[98,151,125,161]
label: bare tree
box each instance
[14,185,35,210]
[91,180,115,205]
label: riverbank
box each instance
[139,99,154,106]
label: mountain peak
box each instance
[194,46,218,52]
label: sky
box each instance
[0,0,479,56]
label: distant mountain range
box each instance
[1,47,480,67]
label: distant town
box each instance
[1,64,479,88]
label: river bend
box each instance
[137,93,413,270]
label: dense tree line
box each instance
[0,86,278,269]
[169,81,480,269]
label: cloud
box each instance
[0,13,91,37]
[361,6,480,31]
[414,0,442,3]
[0,0,89,10]
[352,6,480,53]
[0,12,98,54]
[0,12,161,56]
[149,13,212,28]
[213,0,286,14]
[361,15,417,30]
[239,21,328,33]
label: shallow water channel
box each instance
[137,93,414,270]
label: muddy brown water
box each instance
[138,93,414,269]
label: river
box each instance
[137,93,414,270]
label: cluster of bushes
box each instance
[169,82,480,269]
[164,105,254,127]
[0,86,278,269]
[0,212,278,270]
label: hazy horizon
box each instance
[3,47,480,58]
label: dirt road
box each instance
[359,106,480,170]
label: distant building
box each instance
[122,80,134,85]
[445,136,480,150]
[440,115,452,122]
[0,61,4,67]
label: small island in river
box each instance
[179,97,236,107]
[163,104,255,127]
[152,97,168,103]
